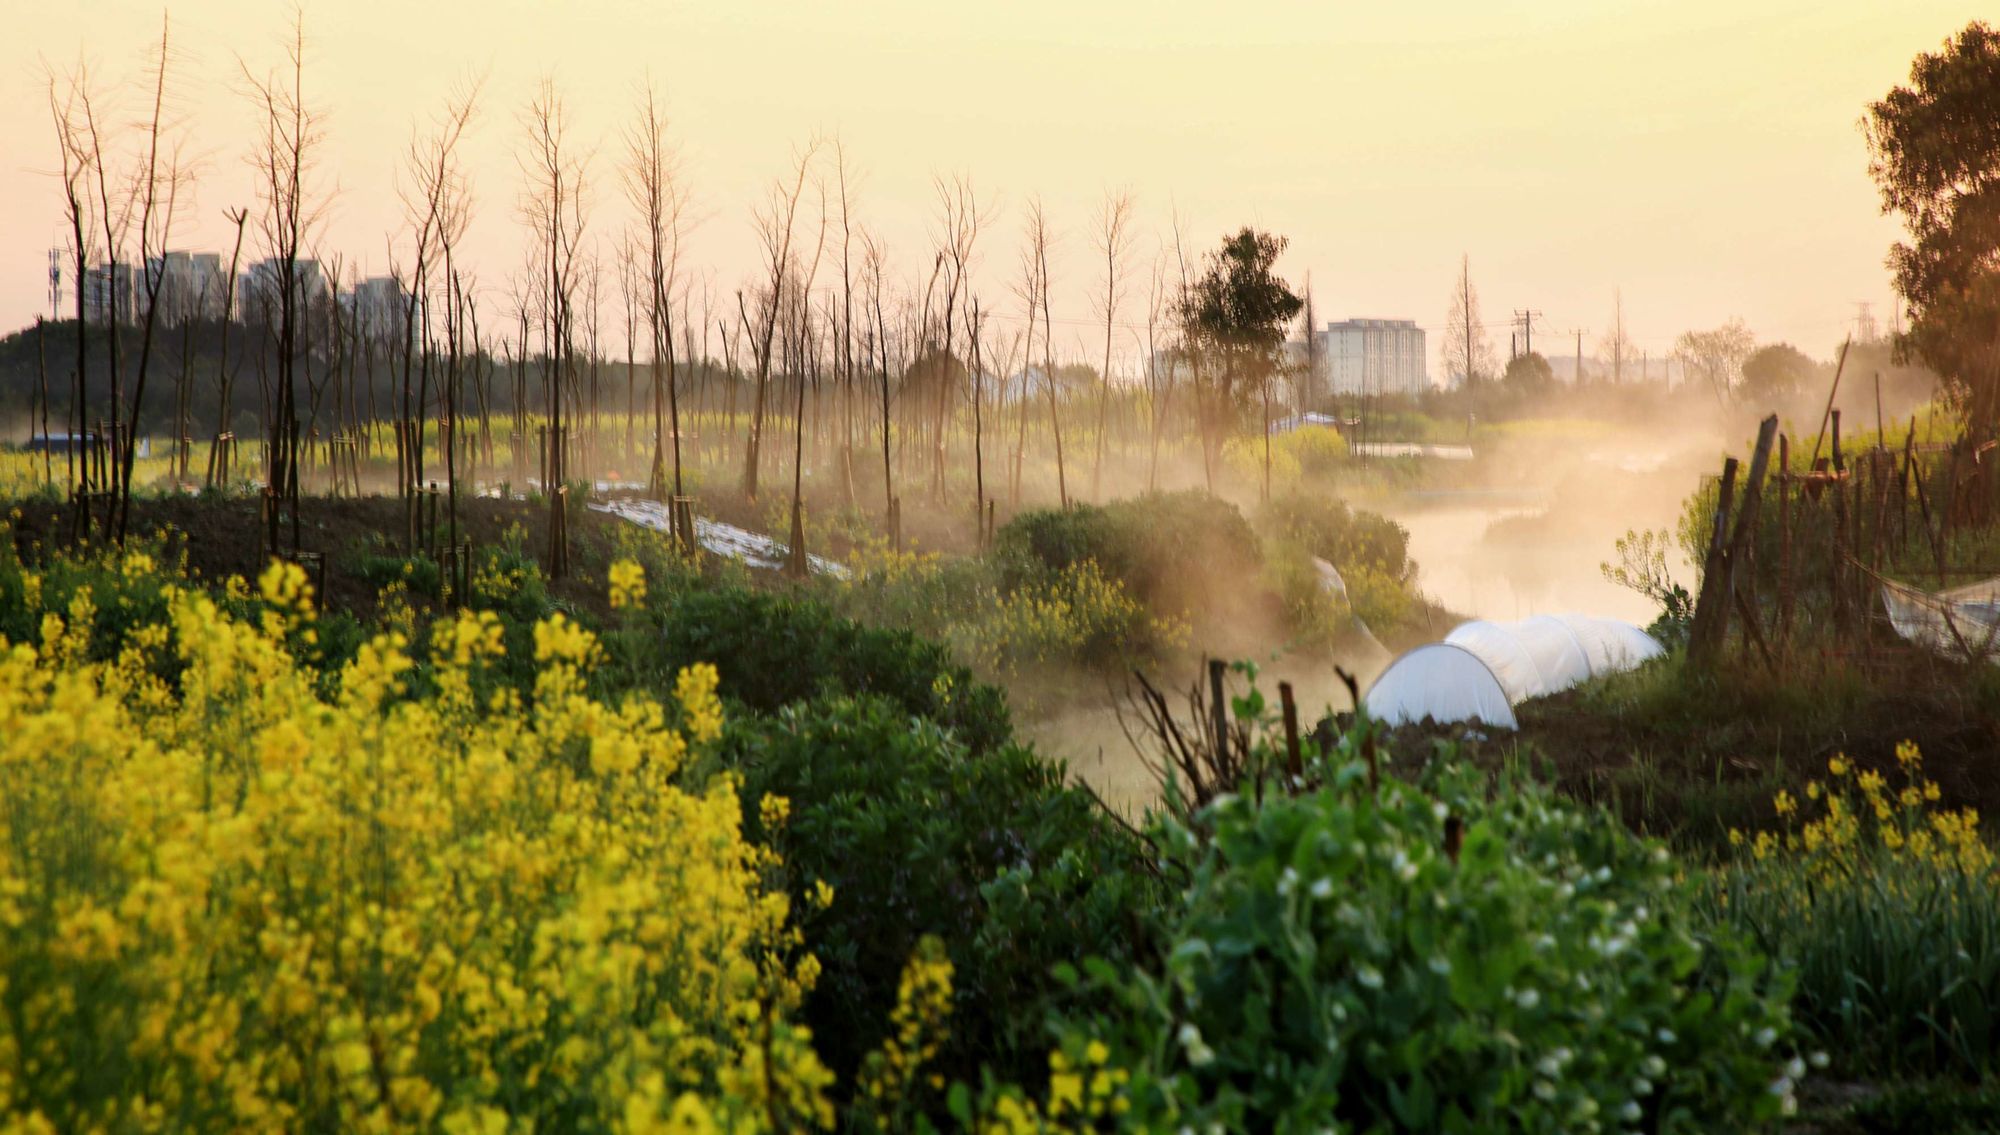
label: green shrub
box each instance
[727,695,1161,1105]
[995,491,1261,620]
[640,586,1012,753]
[1257,491,1410,579]
[1053,731,1799,1132]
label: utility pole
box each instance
[1574,331,1583,386]
[1514,309,1541,357]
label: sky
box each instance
[2,0,1985,378]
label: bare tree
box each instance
[1598,288,1633,385]
[1091,190,1135,498]
[47,68,98,513]
[1441,253,1494,388]
[520,78,588,575]
[1676,318,1756,407]
[742,141,821,501]
[1023,198,1066,507]
[242,8,328,556]
[623,82,691,519]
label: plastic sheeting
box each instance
[1366,613,1664,730]
[1881,577,2000,660]
[588,498,852,580]
[1363,643,1519,730]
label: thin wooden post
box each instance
[1778,433,1793,651]
[1208,659,1230,770]
[1279,681,1302,780]
[1688,456,1741,662]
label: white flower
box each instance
[1631,1077,1653,1097]
[1355,965,1384,990]
[1620,1101,1643,1121]
[1641,1055,1667,1078]
[1655,1028,1676,1045]
[1429,956,1452,976]
[1514,987,1540,1010]
[1310,877,1334,900]
[1785,1057,1806,1080]
[1809,1051,1830,1069]
[1754,1027,1777,1048]
[1533,1079,1557,1101]
[1279,867,1299,896]
[1432,802,1448,821]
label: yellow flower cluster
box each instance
[0,555,832,1131]
[975,1040,1131,1135]
[610,558,647,611]
[1731,742,1989,873]
[857,936,954,1111]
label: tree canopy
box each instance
[1180,228,1303,408]
[1502,351,1555,395]
[1867,21,2000,431]
[1739,343,1820,404]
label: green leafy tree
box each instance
[1739,342,1820,404]
[1866,22,2000,434]
[1178,228,1303,488]
[1501,350,1555,395]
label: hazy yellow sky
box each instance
[4,0,1984,376]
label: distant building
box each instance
[139,251,229,325]
[82,262,134,325]
[348,275,407,336]
[238,257,329,323]
[1293,318,1428,397]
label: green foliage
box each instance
[1180,228,1305,409]
[836,548,1179,679]
[1054,726,1798,1132]
[1866,21,2000,420]
[1851,1081,2000,1134]
[1698,746,2000,1081]
[1258,492,1411,578]
[1601,528,1694,647]
[638,585,1012,753]
[726,695,1161,1102]
[1257,492,1419,638]
[995,491,1261,621]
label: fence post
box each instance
[1687,456,1741,663]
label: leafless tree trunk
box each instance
[521,79,587,576]
[243,10,327,556]
[1091,190,1134,500]
[742,142,821,501]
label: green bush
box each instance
[726,695,1161,1105]
[995,491,1262,622]
[640,586,1012,753]
[1257,491,1410,579]
[1054,734,1799,1132]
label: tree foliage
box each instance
[1501,350,1555,395]
[1180,228,1304,410]
[1739,342,1820,404]
[1866,21,2000,432]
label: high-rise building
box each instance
[349,275,407,335]
[1294,318,1428,397]
[237,257,329,323]
[82,262,134,325]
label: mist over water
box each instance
[1381,424,1718,630]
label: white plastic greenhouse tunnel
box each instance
[1363,614,1665,730]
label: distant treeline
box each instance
[0,317,743,441]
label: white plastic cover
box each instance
[1363,643,1519,730]
[1369,614,1661,730]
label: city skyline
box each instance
[4,0,1979,379]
